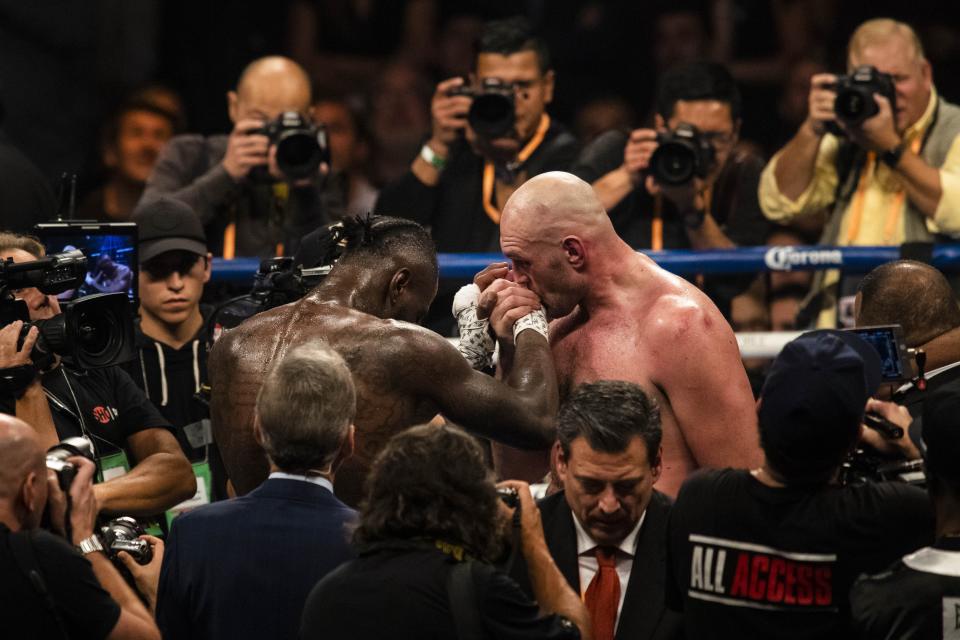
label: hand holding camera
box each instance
[807,66,901,151]
[0,320,37,369]
[430,77,473,153]
[223,118,270,181]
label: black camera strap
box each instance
[8,529,70,640]
[447,561,486,640]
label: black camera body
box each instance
[833,65,897,126]
[649,123,716,186]
[1,251,135,370]
[449,79,517,140]
[45,436,96,491]
[496,487,520,509]
[100,517,153,565]
[255,111,330,181]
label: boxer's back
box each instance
[550,256,759,496]
[210,295,438,503]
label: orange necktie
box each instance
[584,546,620,640]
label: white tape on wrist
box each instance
[513,309,549,343]
[453,284,495,370]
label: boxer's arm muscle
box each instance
[208,332,268,495]
[398,328,558,448]
[652,305,761,470]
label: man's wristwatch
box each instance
[76,535,104,556]
[881,140,907,168]
[419,144,448,171]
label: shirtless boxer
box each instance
[208,216,557,505]
[483,171,760,496]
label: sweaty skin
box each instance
[496,172,761,497]
[209,259,558,506]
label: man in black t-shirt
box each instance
[666,330,935,639]
[0,414,159,639]
[571,62,772,318]
[850,389,960,638]
[375,16,578,334]
[0,232,195,518]
[301,424,588,640]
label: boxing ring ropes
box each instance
[208,244,960,359]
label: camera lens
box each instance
[469,93,515,139]
[276,132,322,179]
[650,142,697,185]
[75,308,118,361]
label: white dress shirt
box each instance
[268,471,335,493]
[572,510,646,626]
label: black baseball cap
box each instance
[758,330,882,481]
[133,197,207,263]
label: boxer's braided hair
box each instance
[335,214,437,272]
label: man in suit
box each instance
[510,380,681,640]
[153,341,357,640]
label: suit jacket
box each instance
[509,490,681,640]
[156,478,356,640]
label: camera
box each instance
[449,79,517,140]
[46,436,95,491]
[1,250,135,370]
[496,487,520,509]
[833,65,897,126]
[255,111,330,180]
[649,123,716,186]
[100,517,153,565]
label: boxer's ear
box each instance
[389,268,411,304]
[561,237,586,269]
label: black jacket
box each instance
[508,490,681,640]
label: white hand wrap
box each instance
[513,309,549,343]
[453,284,495,370]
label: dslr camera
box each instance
[46,436,96,491]
[100,516,153,565]
[0,250,135,370]
[832,65,897,126]
[449,79,517,139]
[649,123,716,186]
[255,111,330,181]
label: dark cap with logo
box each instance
[758,329,882,481]
[133,197,207,263]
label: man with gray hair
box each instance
[150,342,357,640]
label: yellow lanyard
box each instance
[845,136,921,245]
[481,114,551,224]
[650,186,711,251]
[222,183,290,258]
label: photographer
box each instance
[0,232,195,517]
[141,56,341,259]
[300,423,589,640]
[572,62,770,318]
[0,414,160,639]
[665,330,934,638]
[375,16,578,332]
[759,19,960,327]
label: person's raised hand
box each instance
[222,118,269,181]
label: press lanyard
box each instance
[845,136,922,244]
[650,185,712,251]
[481,114,551,224]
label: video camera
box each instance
[649,123,716,186]
[833,65,897,127]
[0,250,134,370]
[449,79,517,140]
[255,111,330,181]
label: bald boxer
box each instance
[485,172,760,496]
[209,216,557,505]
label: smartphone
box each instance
[847,324,913,383]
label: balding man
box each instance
[760,18,960,327]
[480,171,760,496]
[0,415,160,639]
[142,56,342,258]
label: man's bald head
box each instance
[229,56,312,124]
[500,172,611,243]
[857,260,960,347]
[0,415,45,501]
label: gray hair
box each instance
[255,341,356,473]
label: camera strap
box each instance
[481,114,552,224]
[845,135,922,245]
[8,530,70,640]
[447,561,486,640]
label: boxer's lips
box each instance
[161,298,191,309]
